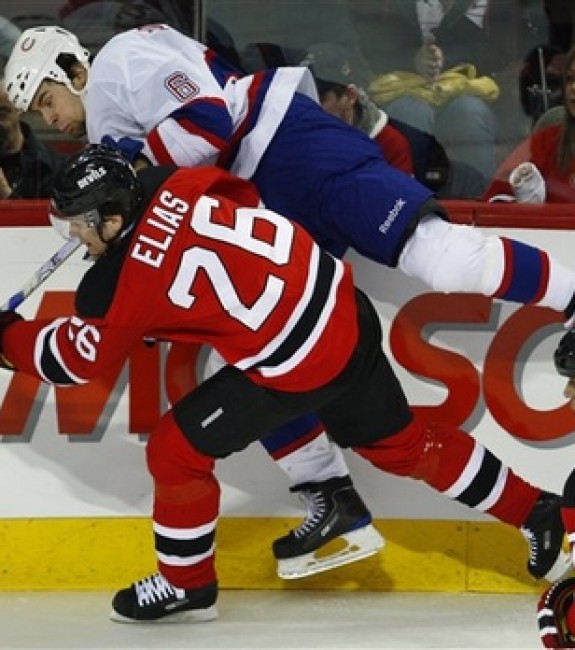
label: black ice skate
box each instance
[110,572,218,623]
[521,491,570,582]
[272,476,384,579]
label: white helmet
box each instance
[3,26,90,111]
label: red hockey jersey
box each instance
[3,168,359,392]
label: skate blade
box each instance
[109,604,218,624]
[543,550,572,583]
[277,524,384,580]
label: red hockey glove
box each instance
[538,577,575,648]
[0,310,22,370]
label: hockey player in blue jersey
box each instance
[4,23,575,614]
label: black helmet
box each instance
[50,143,142,239]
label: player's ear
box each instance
[70,62,88,91]
[102,214,124,237]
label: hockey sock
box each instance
[353,416,539,526]
[146,411,220,589]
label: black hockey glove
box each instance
[0,310,22,370]
[554,330,575,377]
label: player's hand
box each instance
[509,162,546,204]
[0,310,22,370]
[101,135,149,165]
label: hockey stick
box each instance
[0,238,81,312]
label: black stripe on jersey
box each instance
[39,329,77,385]
[453,449,501,508]
[154,529,215,559]
[259,251,336,370]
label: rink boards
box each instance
[0,203,573,591]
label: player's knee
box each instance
[354,417,472,485]
[146,411,215,484]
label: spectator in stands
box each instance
[302,42,486,198]
[0,77,66,199]
[359,0,503,184]
[59,0,244,69]
[483,44,575,204]
[518,43,566,126]
[544,0,575,53]
[0,17,20,59]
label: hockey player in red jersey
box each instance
[537,334,575,648]
[0,144,572,623]
[3,24,574,585]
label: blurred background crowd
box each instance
[0,0,573,202]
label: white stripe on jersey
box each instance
[230,68,319,179]
[235,246,342,377]
[259,257,344,379]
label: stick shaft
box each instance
[1,238,81,312]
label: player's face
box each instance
[69,216,122,259]
[30,80,86,138]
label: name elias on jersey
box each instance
[131,190,188,269]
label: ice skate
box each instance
[110,572,218,623]
[273,476,384,579]
[521,491,570,582]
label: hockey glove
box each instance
[509,162,546,204]
[537,577,575,648]
[101,135,146,164]
[0,310,22,370]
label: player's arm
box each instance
[0,314,137,385]
[139,97,234,168]
[91,49,235,169]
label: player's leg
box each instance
[111,365,292,624]
[111,410,220,624]
[321,290,569,583]
[111,363,359,623]
[206,347,383,579]
[262,415,383,579]
[352,418,568,581]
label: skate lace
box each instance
[134,573,184,606]
[293,490,327,539]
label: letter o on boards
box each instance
[390,294,575,443]
[483,305,575,442]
